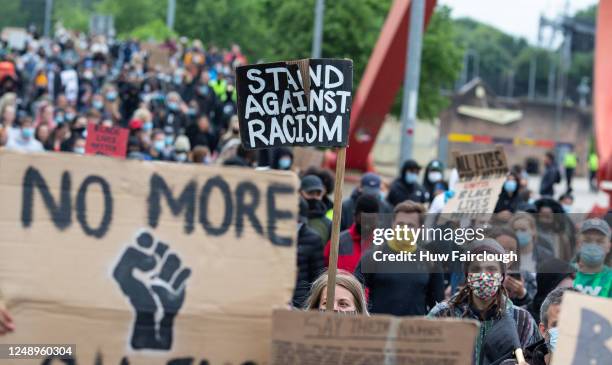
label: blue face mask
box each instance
[579,243,606,267]
[106,91,118,101]
[153,140,165,152]
[516,230,531,248]
[404,172,418,184]
[73,147,85,155]
[167,102,179,111]
[21,127,34,139]
[278,157,292,170]
[504,180,518,193]
[55,115,64,124]
[562,204,572,213]
[93,100,104,109]
[65,113,75,121]
[142,122,153,132]
[165,135,174,146]
[199,85,209,95]
[547,327,558,353]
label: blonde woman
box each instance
[304,270,368,315]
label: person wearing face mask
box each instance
[355,201,444,316]
[299,175,332,244]
[155,91,188,136]
[429,239,541,365]
[510,212,555,273]
[72,137,86,155]
[5,117,44,152]
[522,287,580,365]
[558,193,573,214]
[102,87,122,124]
[341,173,393,231]
[423,159,444,203]
[324,194,380,273]
[172,135,191,163]
[271,147,293,171]
[573,218,612,298]
[495,173,523,217]
[387,159,428,207]
[304,270,369,315]
[148,130,171,161]
[195,70,217,116]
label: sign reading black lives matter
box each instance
[236,59,353,149]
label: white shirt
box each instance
[6,133,44,153]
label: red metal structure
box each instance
[594,0,612,208]
[341,0,437,171]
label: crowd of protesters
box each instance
[1,27,610,365]
[0,26,250,166]
[293,158,610,364]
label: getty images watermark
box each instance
[359,213,523,274]
[370,225,518,264]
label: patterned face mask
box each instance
[467,272,503,300]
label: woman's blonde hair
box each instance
[304,270,369,315]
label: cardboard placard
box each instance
[0,151,298,364]
[291,146,325,173]
[442,147,508,218]
[85,123,129,158]
[142,42,171,71]
[1,27,28,50]
[441,176,507,218]
[236,59,352,149]
[452,146,508,179]
[271,309,479,365]
[551,292,612,365]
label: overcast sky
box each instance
[438,0,599,45]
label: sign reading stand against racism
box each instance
[236,59,352,149]
[236,58,352,313]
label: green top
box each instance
[564,152,578,168]
[573,266,612,298]
[589,153,599,171]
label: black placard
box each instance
[236,59,352,149]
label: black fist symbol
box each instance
[113,231,191,350]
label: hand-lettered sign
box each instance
[442,146,509,217]
[271,309,479,365]
[236,58,353,149]
[0,150,298,365]
[85,123,129,158]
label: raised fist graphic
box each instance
[113,231,191,350]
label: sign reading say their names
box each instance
[271,309,479,365]
[236,58,353,149]
[0,150,298,365]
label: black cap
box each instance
[404,159,421,170]
[300,175,324,193]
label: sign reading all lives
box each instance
[236,59,352,149]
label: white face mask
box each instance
[428,171,443,183]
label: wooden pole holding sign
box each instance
[235,57,353,312]
[325,147,346,311]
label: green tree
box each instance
[417,5,464,120]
